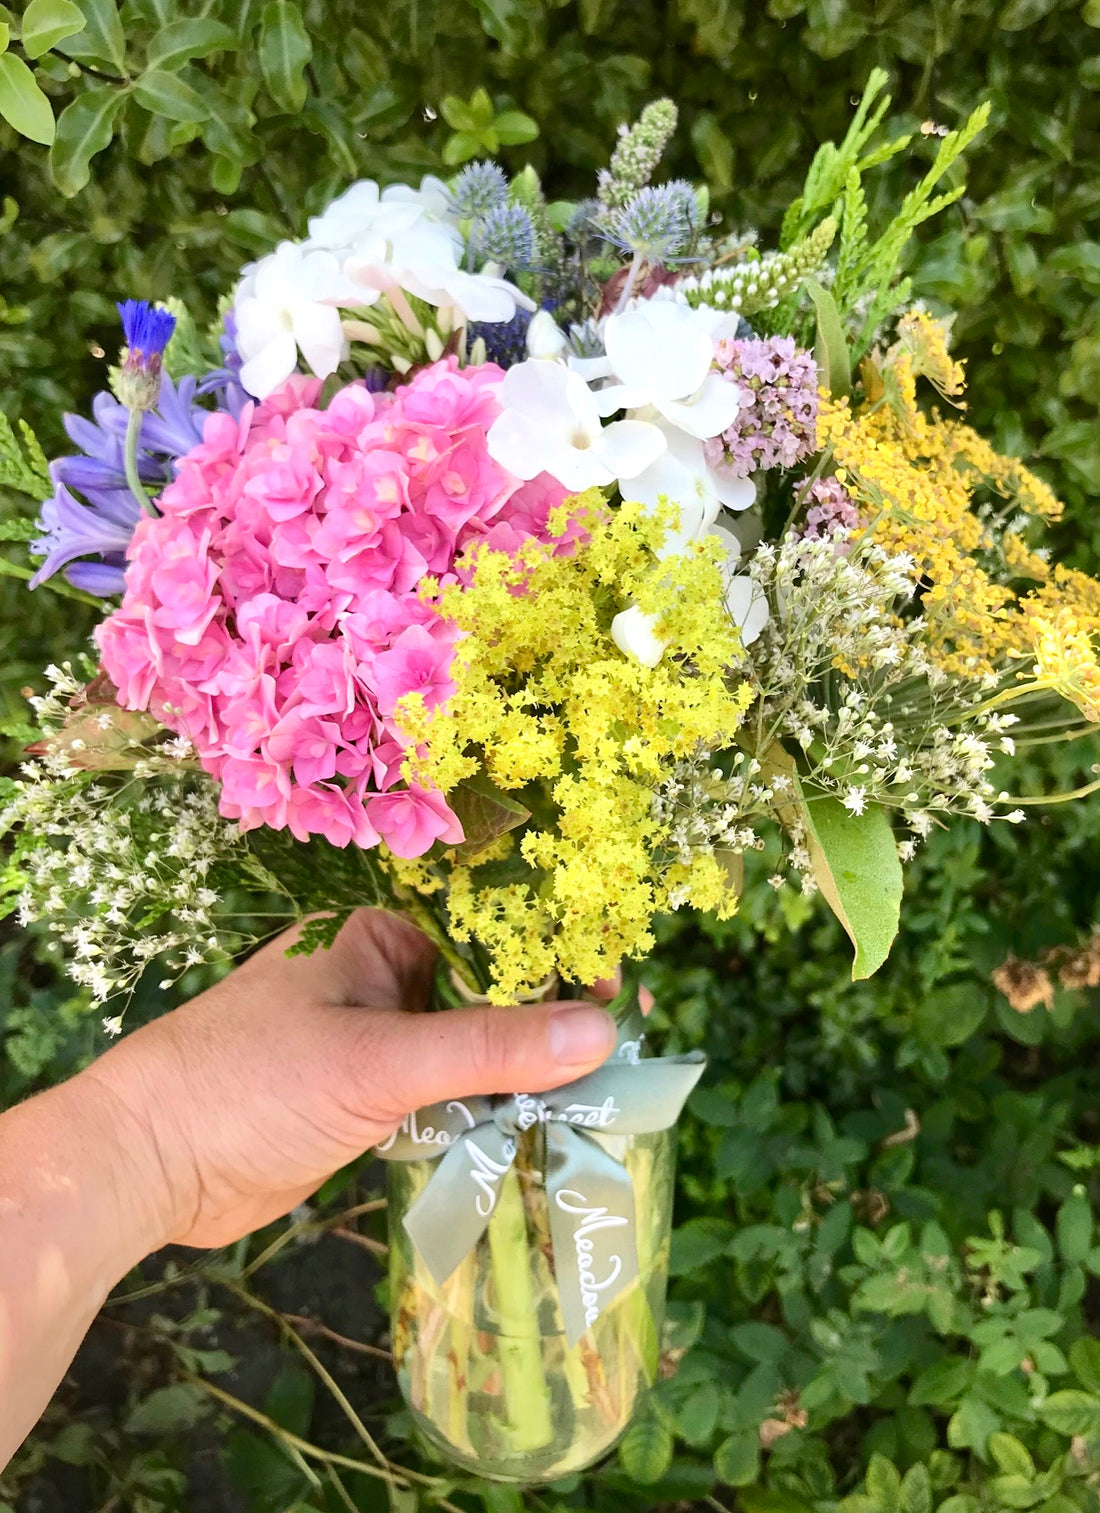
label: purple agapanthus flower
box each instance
[30,369,234,595]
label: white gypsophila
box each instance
[4,753,251,1012]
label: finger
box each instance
[345,998,617,1120]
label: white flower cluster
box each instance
[488,299,767,665]
[653,530,1028,891]
[234,175,531,398]
[4,747,249,1011]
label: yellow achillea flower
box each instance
[388,493,752,1001]
[818,312,1072,678]
[1026,607,1100,723]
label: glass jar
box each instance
[387,1121,676,1484]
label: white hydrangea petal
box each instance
[291,302,347,379]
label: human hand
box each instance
[86,910,618,1253]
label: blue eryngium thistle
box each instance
[450,160,509,219]
[607,180,697,262]
[113,300,177,412]
[475,202,537,270]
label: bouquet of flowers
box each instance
[4,73,1100,1481]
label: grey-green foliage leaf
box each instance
[0,52,54,143]
[144,19,237,72]
[49,84,122,195]
[259,0,312,113]
[133,67,211,124]
[59,0,125,73]
[19,0,86,58]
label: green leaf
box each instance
[59,0,125,73]
[259,0,312,114]
[618,1413,672,1483]
[914,984,990,1047]
[989,1433,1036,1478]
[730,1321,789,1363]
[492,108,538,145]
[670,1216,734,1275]
[1055,1190,1093,1263]
[264,1363,314,1437]
[144,19,237,72]
[125,1383,210,1435]
[1070,1336,1100,1394]
[133,68,211,123]
[805,275,851,398]
[49,84,121,194]
[0,22,8,51]
[866,1453,902,1511]
[715,1429,760,1487]
[448,774,530,862]
[20,0,86,58]
[802,794,902,979]
[442,130,483,166]
[1038,1389,1100,1437]
[0,53,54,143]
[901,1465,932,1513]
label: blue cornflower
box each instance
[450,160,509,219]
[117,300,177,363]
[114,300,178,411]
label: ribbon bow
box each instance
[375,1027,705,1345]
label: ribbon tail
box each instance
[403,1124,517,1288]
[545,1125,639,1347]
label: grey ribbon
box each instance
[374,1022,705,1345]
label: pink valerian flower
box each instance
[703,335,819,479]
[98,358,568,856]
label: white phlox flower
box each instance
[622,421,755,559]
[574,301,742,440]
[234,241,358,399]
[486,359,666,492]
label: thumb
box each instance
[354,998,617,1119]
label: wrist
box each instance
[73,1053,183,1268]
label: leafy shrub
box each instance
[1,1,1099,1510]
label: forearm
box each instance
[0,1069,162,1466]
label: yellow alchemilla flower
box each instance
[388,493,752,999]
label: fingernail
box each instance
[548,1003,616,1067]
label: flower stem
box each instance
[487,1161,555,1453]
[123,409,158,519]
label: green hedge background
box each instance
[2,2,1100,1511]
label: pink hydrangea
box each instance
[98,359,568,857]
[704,335,819,478]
